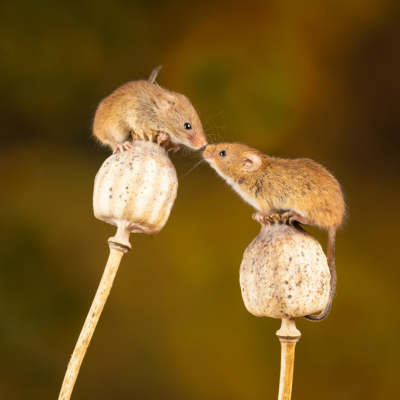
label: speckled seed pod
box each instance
[240,218,330,319]
[93,140,178,235]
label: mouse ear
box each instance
[242,152,262,172]
[155,93,177,110]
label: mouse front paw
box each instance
[113,141,133,154]
[158,131,170,142]
[252,212,269,225]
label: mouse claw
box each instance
[253,212,299,226]
[134,130,145,141]
[280,213,290,225]
[143,131,156,142]
[113,141,133,154]
[269,213,281,224]
[173,145,180,153]
[161,137,175,152]
[165,143,175,152]
[147,130,158,142]
[122,141,133,151]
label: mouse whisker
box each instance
[202,111,227,144]
[204,132,218,144]
[204,124,224,144]
[175,146,191,158]
[203,110,224,126]
[203,123,216,140]
[181,158,207,178]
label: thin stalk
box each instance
[58,224,131,400]
[276,318,301,400]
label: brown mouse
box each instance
[93,66,207,153]
[204,142,346,322]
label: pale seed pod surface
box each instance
[240,223,330,319]
[93,141,178,235]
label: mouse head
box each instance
[203,142,263,180]
[155,91,207,150]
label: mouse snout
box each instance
[203,144,216,160]
[198,138,208,148]
[190,134,208,149]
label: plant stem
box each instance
[58,228,131,400]
[276,318,301,400]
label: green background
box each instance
[1,1,399,399]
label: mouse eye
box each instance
[184,123,192,130]
[219,151,227,157]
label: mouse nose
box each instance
[199,138,208,148]
[191,135,208,149]
[203,144,215,159]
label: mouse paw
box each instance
[165,142,175,152]
[146,130,158,142]
[133,129,145,141]
[113,141,133,154]
[158,131,170,141]
[252,212,269,225]
[280,213,291,225]
[122,141,133,151]
[283,211,313,226]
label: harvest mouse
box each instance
[93,66,207,153]
[204,142,345,322]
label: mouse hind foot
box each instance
[253,211,313,227]
[252,212,286,225]
[282,211,313,226]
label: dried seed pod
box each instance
[93,140,178,235]
[240,215,330,319]
[59,139,178,400]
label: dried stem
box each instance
[276,318,301,400]
[58,224,131,400]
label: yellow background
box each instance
[1,1,399,399]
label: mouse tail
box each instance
[303,226,337,322]
[148,66,162,84]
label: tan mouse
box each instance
[93,66,207,153]
[204,142,346,322]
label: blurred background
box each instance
[1,1,399,399]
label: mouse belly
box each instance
[226,178,262,211]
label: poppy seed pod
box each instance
[93,140,178,235]
[59,137,179,400]
[240,215,330,319]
